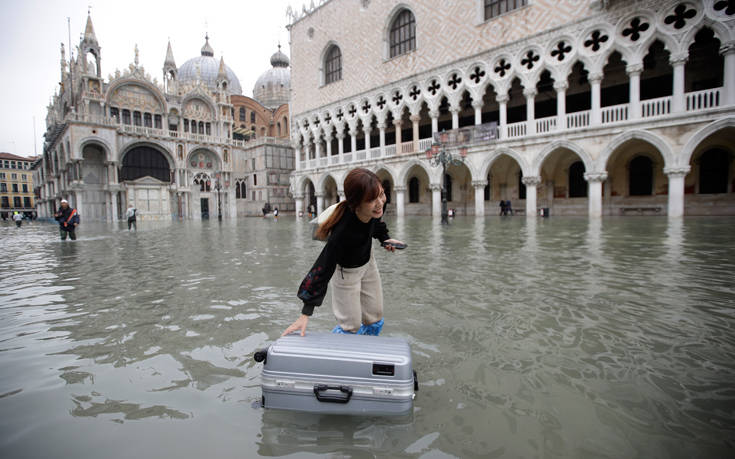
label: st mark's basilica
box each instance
[34,14,294,221]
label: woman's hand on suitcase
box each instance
[282,314,309,337]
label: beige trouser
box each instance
[330,251,383,332]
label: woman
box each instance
[282,168,404,337]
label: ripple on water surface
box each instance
[0,217,734,458]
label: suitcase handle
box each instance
[313,384,353,404]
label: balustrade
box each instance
[641,96,671,118]
[535,116,556,134]
[601,104,629,124]
[686,88,720,111]
[400,141,414,154]
[566,111,590,129]
[356,150,367,161]
[507,121,527,138]
[370,148,381,159]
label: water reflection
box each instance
[0,217,734,458]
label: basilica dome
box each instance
[253,46,290,109]
[178,36,242,95]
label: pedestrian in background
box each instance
[54,199,79,240]
[13,211,22,227]
[126,204,137,230]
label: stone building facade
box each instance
[0,153,37,219]
[288,0,735,217]
[36,14,294,221]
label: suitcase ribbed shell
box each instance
[259,333,416,415]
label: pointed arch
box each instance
[478,147,530,179]
[599,129,675,171]
[534,141,594,176]
[397,159,433,187]
[680,117,735,167]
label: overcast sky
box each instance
[0,0,302,158]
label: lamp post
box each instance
[425,132,467,224]
[214,173,223,221]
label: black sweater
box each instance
[297,208,390,316]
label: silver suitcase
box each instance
[254,333,418,416]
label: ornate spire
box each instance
[218,56,227,79]
[83,12,98,45]
[134,44,139,66]
[164,40,176,67]
[201,34,214,57]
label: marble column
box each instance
[450,108,459,130]
[393,119,402,151]
[584,172,607,218]
[473,100,483,125]
[497,94,508,139]
[473,180,487,216]
[670,55,687,113]
[431,184,442,217]
[395,186,406,217]
[722,42,735,106]
[522,176,541,217]
[378,122,386,157]
[524,88,537,135]
[337,131,345,163]
[349,125,357,155]
[411,114,420,152]
[554,81,567,130]
[589,73,602,125]
[429,109,439,135]
[665,166,690,217]
[325,132,333,163]
[294,193,304,217]
[315,191,325,215]
[363,121,371,152]
[627,63,642,119]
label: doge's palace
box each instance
[288,0,735,217]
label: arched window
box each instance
[120,146,170,182]
[133,111,142,126]
[122,109,131,125]
[409,177,420,203]
[390,10,416,58]
[699,148,730,194]
[236,179,247,199]
[629,155,653,196]
[251,112,256,123]
[239,107,246,121]
[325,45,342,84]
[568,161,587,197]
[144,113,152,127]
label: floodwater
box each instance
[1,216,734,458]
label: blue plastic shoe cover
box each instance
[331,324,355,334]
[331,318,384,335]
[357,318,384,336]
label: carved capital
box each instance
[293,193,305,199]
[553,80,569,91]
[663,166,690,177]
[314,191,325,197]
[471,100,484,109]
[626,63,643,75]
[394,186,407,192]
[472,180,489,187]
[377,122,386,130]
[410,114,421,123]
[588,72,604,83]
[429,109,439,119]
[521,176,542,186]
[523,88,537,98]
[430,183,442,192]
[669,53,688,66]
[720,42,735,56]
[583,171,608,183]
[393,119,402,127]
[496,94,509,104]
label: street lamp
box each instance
[425,132,467,224]
[214,173,223,221]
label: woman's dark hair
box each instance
[315,168,382,240]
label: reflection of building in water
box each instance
[35,13,294,221]
[289,0,735,217]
